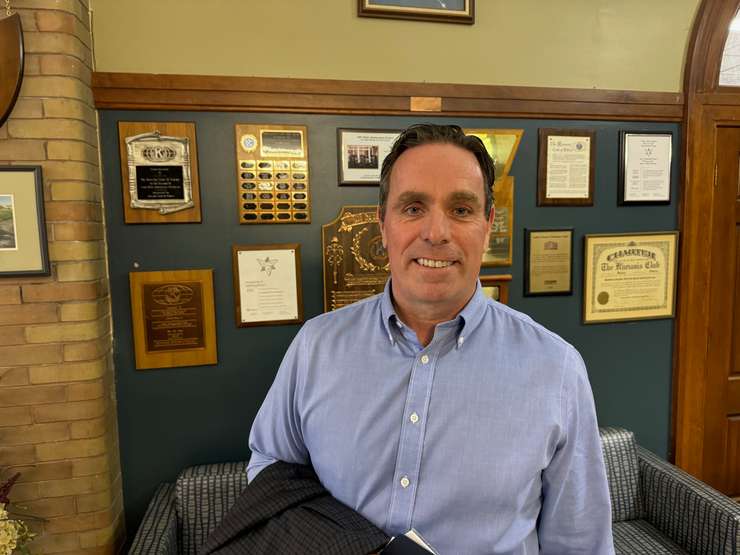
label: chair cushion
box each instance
[600,427,644,522]
[613,520,689,554]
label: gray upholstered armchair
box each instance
[130,428,740,554]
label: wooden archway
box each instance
[674,0,740,480]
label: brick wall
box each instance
[0,1,124,553]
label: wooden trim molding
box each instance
[92,72,683,121]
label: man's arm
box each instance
[538,346,615,555]
[247,325,311,482]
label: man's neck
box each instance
[393,297,470,347]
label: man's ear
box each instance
[377,204,387,248]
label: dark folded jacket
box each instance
[198,461,389,555]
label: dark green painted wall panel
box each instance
[99,111,680,539]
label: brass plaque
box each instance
[143,282,205,351]
[322,206,389,311]
[235,124,311,224]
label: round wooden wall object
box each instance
[0,13,24,128]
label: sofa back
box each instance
[600,427,644,522]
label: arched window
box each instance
[719,9,740,85]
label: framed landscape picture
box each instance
[358,0,474,24]
[0,166,49,276]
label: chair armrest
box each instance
[638,446,740,555]
[129,483,178,555]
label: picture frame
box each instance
[337,128,401,185]
[537,128,595,206]
[232,243,304,327]
[129,269,218,370]
[479,274,512,305]
[357,0,474,24]
[583,231,679,324]
[0,166,50,276]
[524,228,573,296]
[618,131,673,205]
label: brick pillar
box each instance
[0,1,124,553]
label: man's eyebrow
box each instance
[448,191,482,207]
[393,191,430,206]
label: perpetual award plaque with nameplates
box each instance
[235,124,310,224]
[322,205,389,311]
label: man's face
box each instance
[379,142,493,320]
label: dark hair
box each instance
[378,123,495,219]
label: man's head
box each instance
[377,124,496,323]
[379,124,495,221]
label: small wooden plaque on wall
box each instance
[118,121,202,224]
[129,269,218,370]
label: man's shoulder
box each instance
[302,293,383,334]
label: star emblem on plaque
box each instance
[322,205,389,311]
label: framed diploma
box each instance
[583,231,679,324]
[524,229,573,296]
[537,128,595,206]
[479,274,512,304]
[129,269,218,370]
[232,244,304,327]
[0,166,50,276]
[337,128,401,185]
[118,121,202,224]
[619,131,673,204]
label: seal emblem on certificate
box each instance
[322,205,389,311]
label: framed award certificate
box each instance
[232,243,304,327]
[524,229,573,296]
[583,231,679,324]
[619,131,673,204]
[537,128,595,206]
[337,128,401,185]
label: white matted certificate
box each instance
[232,243,303,326]
[620,132,672,204]
[538,129,595,206]
[583,232,678,324]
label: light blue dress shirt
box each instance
[248,281,615,555]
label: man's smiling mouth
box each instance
[415,257,455,268]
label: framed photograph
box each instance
[232,243,304,327]
[583,231,679,324]
[619,131,673,205]
[537,128,595,206]
[129,269,218,370]
[337,129,401,185]
[118,121,202,224]
[0,166,49,276]
[358,0,474,24]
[480,274,512,304]
[524,229,573,296]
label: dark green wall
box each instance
[99,111,680,539]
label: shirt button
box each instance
[409,412,419,424]
[400,476,410,488]
[420,354,429,364]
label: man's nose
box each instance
[420,209,450,245]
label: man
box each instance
[248,124,614,554]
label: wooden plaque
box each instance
[129,269,217,370]
[479,274,512,305]
[118,121,202,224]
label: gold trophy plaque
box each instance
[322,205,389,311]
[235,124,310,224]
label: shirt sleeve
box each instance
[538,346,615,555]
[247,324,311,482]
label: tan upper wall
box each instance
[91,0,700,92]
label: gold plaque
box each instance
[465,128,523,267]
[129,269,218,370]
[235,124,310,224]
[322,205,389,311]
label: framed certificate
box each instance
[479,274,512,304]
[129,269,218,370]
[537,128,595,206]
[524,229,573,296]
[0,166,50,276]
[619,131,673,204]
[337,129,401,185]
[232,244,304,327]
[583,231,679,324]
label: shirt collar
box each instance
[380,279,489,348]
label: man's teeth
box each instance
[417,258,453,268]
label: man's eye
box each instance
[404,205,421,215]
[453,207,472,217]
